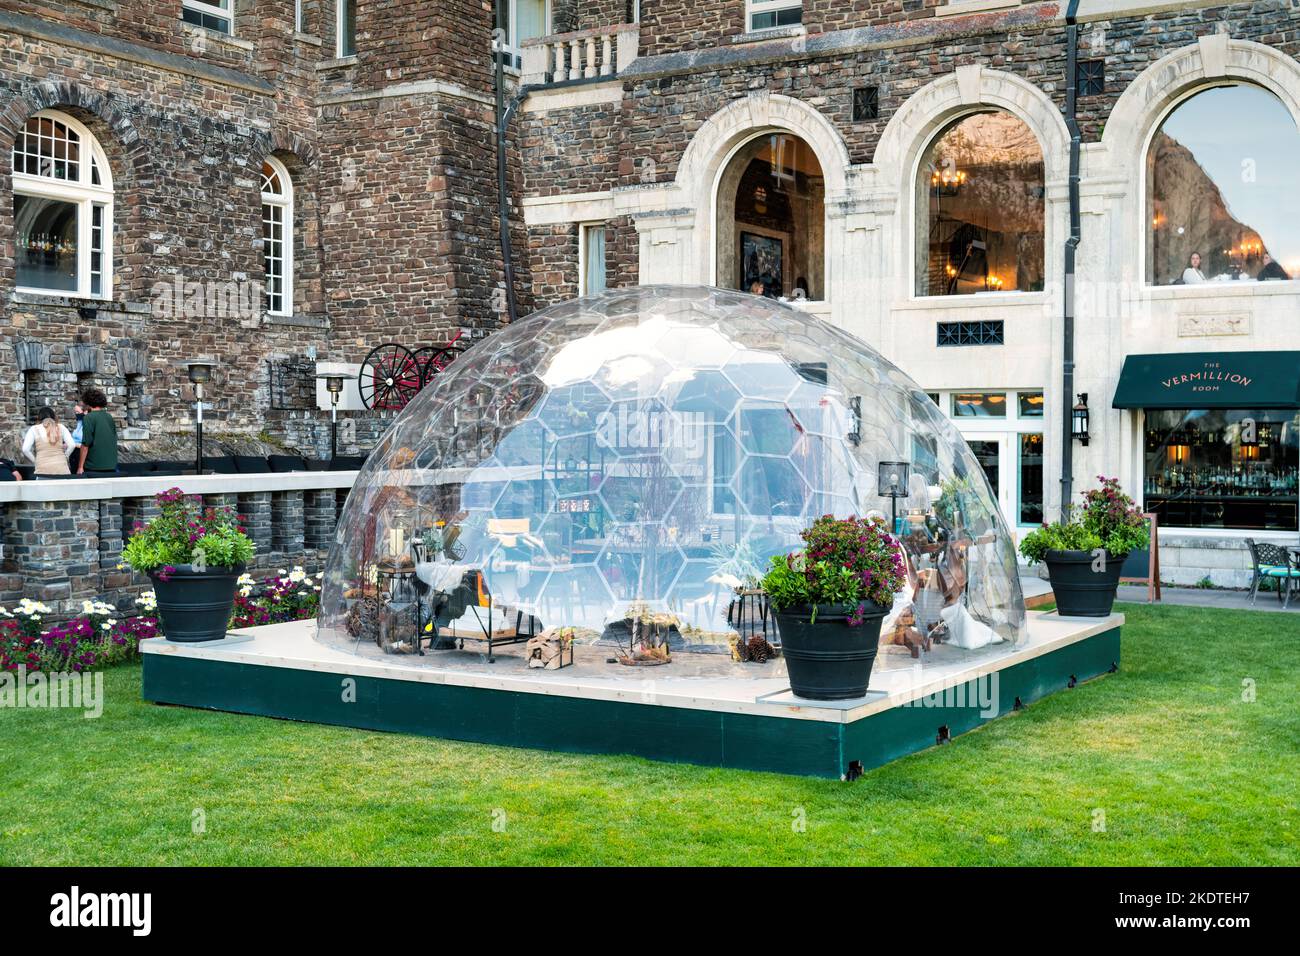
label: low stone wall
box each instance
[1159,535,1258,590]
[0,472,359,616]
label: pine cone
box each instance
[747,634,769,664]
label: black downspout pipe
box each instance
[1060,0,1082,519]
[494,23,521,324]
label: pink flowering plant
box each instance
[761,515,906,625]
[0,595,159,673]
[122,487,254,574]
[230,567,322,629]
[1020,476,1148,563]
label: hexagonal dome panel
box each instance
[318,286,1026,669]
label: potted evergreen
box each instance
[1019,476,1148,617]
[122,488,254,642]
[761,515,906,700]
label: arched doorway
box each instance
[715,133,825,300]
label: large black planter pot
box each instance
[1043,549,1125,617]
[773,601,891,701]
[148,563,244,642]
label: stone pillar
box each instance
[238,492,273,556]
[304,488,338,552]
[271,490,305,555]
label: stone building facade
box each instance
[3,1,1300,591]
[0,0,511,462]
[515,0,1300,585]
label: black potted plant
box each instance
[761,515,906,701]
[1019,476,1149,617]
[123,487,254,642]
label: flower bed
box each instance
[0,565,321,673]
[231,566,322,629]
[1,596,159,673]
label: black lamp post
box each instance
[322,374,345,461]
[186,360,213,474]
[1072,393,1090,447]
[878,460,911,536]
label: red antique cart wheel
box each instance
[358,343,421,411]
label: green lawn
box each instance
[1,602,1297,866]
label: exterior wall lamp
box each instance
[1072,393,1090,447]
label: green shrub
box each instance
[1020,476,1148,564]
[122,487,254,574]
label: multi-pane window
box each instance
[12,111,113,298]
[337,0,357,57]
[261,158,294,316]
[182,0,233,35]
[747,0,803,32]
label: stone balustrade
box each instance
[520,24,639,86]
[0,471,359,614]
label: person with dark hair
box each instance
[76,387,118,477]
[21,406,74,477]
[1257,253,1290,281]
[0,457,22,481]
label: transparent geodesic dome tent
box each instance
[318,286,1025,678]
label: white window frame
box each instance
[500,0,552,66]
[182,0,234,36]
[12,110,114,300]
[261,156,294,317]
[578,221,607,297]
[1140,81,1300,290]
[746,0,803,33]
[930,389,1047,532]
[336,0,357,58]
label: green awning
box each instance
[1112,351,1300,409]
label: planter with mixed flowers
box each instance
[1019,476,1149,617]
[121,488,254,642]
[760,515,906,700]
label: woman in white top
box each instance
[21,406,75,477]
[1181,252,1206,284]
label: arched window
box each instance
[917,111,1044,296]
[12,110,113,298]
[261,157,294,316]
[716,133,825,301]
[1147,83,1300,285]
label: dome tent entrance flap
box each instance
[318,286,1025,675]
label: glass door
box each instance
[963,432,1013,525]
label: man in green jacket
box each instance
[76,387,118,477]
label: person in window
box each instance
[1256,253,1290,281]
[76,388,118,477]
[22,406,75,477]
[1181,252,1206,284]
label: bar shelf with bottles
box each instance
[1144,466,1298,530]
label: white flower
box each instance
[102,622,112,631]
[239,586,253,597]
[288,568,306,583]
[106,618,117,627]
[82,600,95,614]
[277,568,287,575]
[237,573,254,586]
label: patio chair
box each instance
[1245,539,1300,608]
